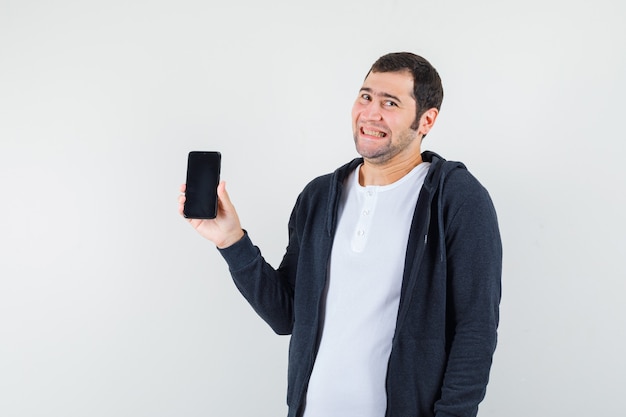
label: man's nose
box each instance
[361,103,382,121]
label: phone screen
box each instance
[184,151,221,219]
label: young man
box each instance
[179,52,502,417]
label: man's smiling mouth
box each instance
[361,128,387,138]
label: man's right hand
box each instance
[178,181,245,248]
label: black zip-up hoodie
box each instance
[219,151,502,417]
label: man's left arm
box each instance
[435,175,503,417]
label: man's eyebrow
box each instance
[359,87,403,104]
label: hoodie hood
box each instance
[325,151,466,237]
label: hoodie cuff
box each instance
[216,230,259,272]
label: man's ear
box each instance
[418,108,439,138]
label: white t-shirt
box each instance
[303,162,430,417]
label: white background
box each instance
[1,1,625,416]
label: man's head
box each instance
[351,52,443,166]
[367,52,443,130]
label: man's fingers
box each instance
[178,186,187,217]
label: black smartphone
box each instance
[183,151,221,219]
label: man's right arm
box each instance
[218,229,297,335]
[179,181,297,335]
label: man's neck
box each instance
[359,152,424,186]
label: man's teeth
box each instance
[363,129,386,137]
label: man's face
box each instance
[351,70,420,165]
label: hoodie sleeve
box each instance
[217,196,302,336]
[434,169,503,417]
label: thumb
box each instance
[217,180,235,212]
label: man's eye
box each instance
[361,94,371,101]
[384,100,397,107]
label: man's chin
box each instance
[356,149,393,165]
[356,144,387,160]
[355,137,389,157]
